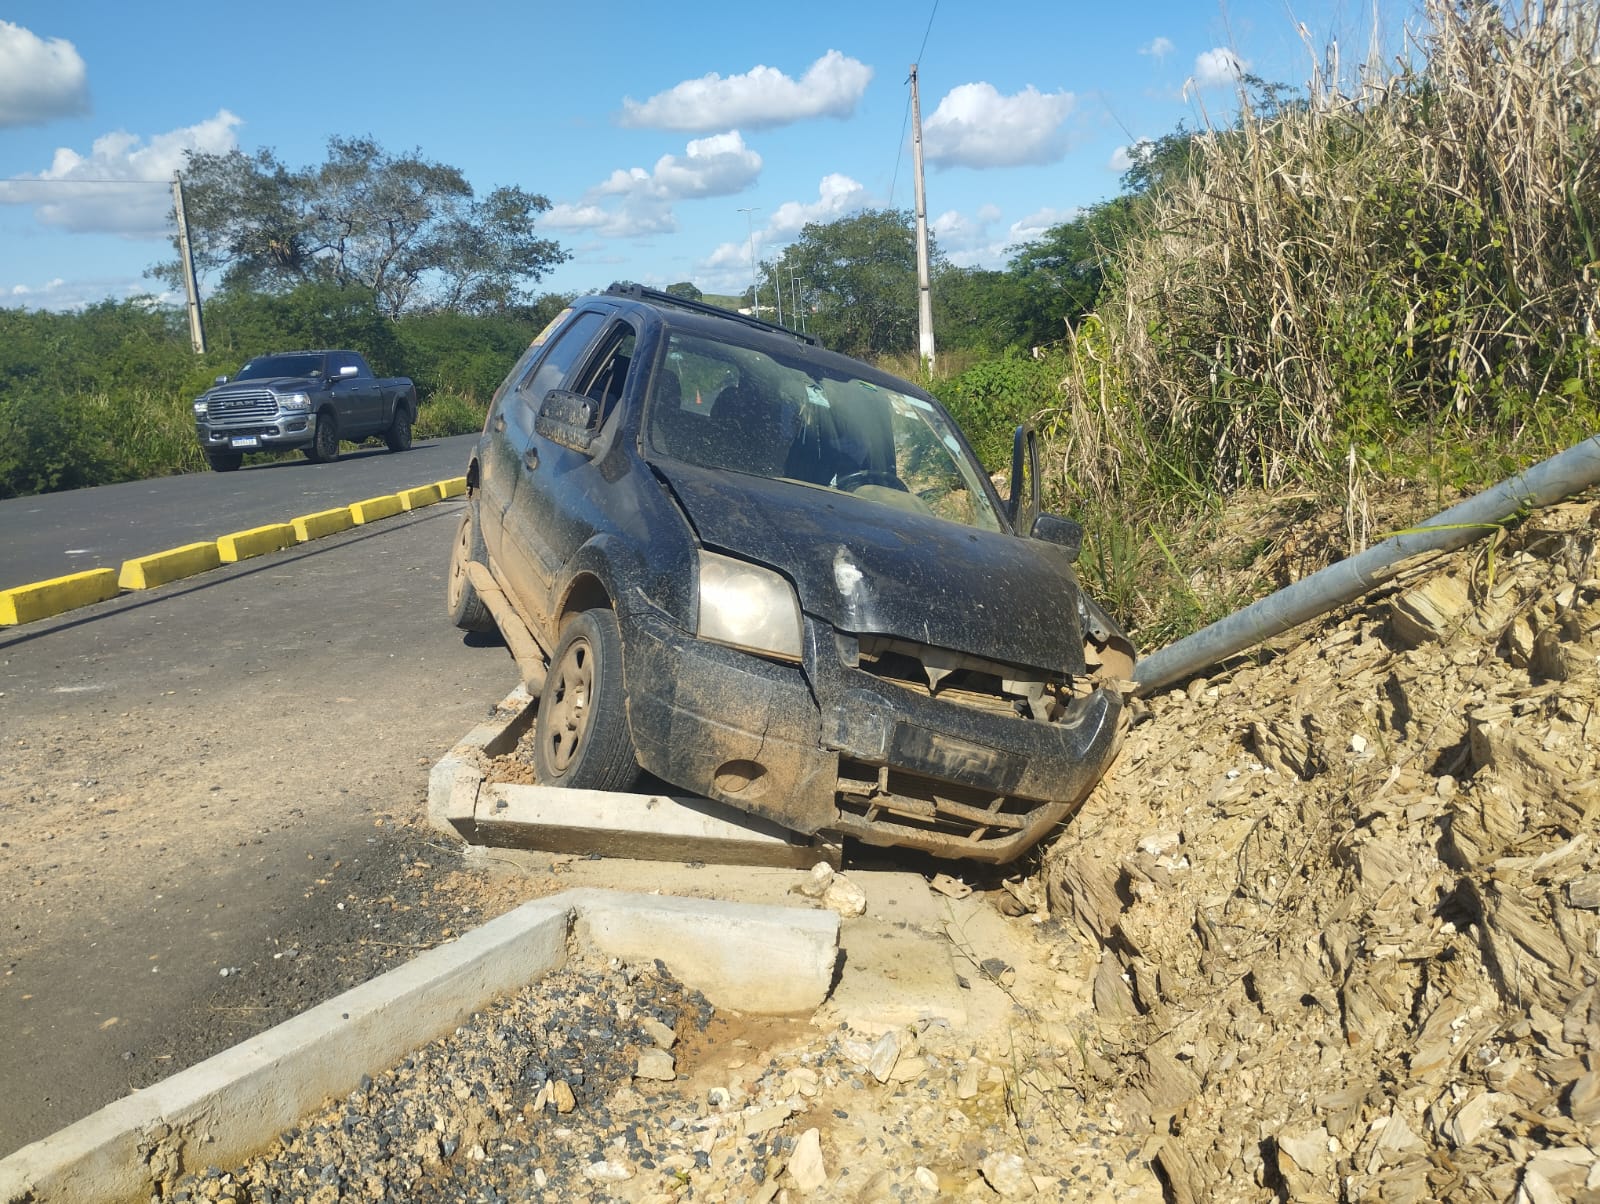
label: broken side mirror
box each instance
[535,389,601,454]
[1031,513,1083,562]
[1006,424,1041,535]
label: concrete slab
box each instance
[0,889,839,1204]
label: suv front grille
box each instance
[855,635,1072,722]
[206,390,278,424]
[832,757,1058,857]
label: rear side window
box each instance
[514,311,607,419]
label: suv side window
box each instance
[514,311,607,420]
[570,325,637,429]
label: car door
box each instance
[325,351,375,434]
[503,320,639,607]
[488,309,610,621]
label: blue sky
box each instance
[0,1,1417,311]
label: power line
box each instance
[890,0,940,207]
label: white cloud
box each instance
[1193,47,1248,88]
[620,50,871,132]
[0,22,89,128]
[1139,36,1175,59]
[1109,138,1155,172]
[766,173,867,235]
[1,275,177,311]
[0,110,242,237]
[1007,207,1082,247]
[923,83,1075,169]
[597,131,762,202]
[542,198,676,239]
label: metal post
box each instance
[910,64,936,372]
[738,207,760,316]
[789,265,805,333]
[172,173,206,355]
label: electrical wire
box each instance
[890,0,941,207]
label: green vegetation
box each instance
[5,5,1594,657]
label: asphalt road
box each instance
[0,434,479,592]
[0,458,521,1156]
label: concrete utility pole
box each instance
[171,172,206,355]
[910,64,936,372]
[738,207,760,315]
[788,265,805,333]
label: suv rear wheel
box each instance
[384,407,413,452]
[446,507,495,632]
[532,608,639,791]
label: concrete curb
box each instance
[0,476,467,627]
[0,889,839,1204]
[0,568,119,625]
[427,686,839,868]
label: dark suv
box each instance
[448,285,1133,863]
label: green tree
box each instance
[780,209,936,358]
[153,137,569,317]
[665,281,703,301]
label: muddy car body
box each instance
[449,285,1132,862]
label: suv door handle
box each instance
[523,448,539,470]
[493,414,506,432]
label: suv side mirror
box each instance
[337,364,360,378]
[1031,513,1083,562]
[213,375,229,386]
[535,389,601,454]
[1005,424,1041,535]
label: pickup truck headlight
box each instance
[697,551,803,661]
[192,400,208,416]
[279,392,312,411]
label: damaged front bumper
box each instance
[621,606,1123,863]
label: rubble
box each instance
[1045,499,1600,1202]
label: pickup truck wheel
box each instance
[384,407,413,453]
[533,609,639,791]
[446,508,495,632]
[305,412,340,463]
[205,451,243,472]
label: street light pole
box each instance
[737,207,760,315]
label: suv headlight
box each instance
[192,400,208,416]
[697,551,803,661]
[280,392,312,411]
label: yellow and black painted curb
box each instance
[0,476,467,627]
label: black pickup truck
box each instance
[192,349,418,471]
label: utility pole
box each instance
[171,172,206,355]
[910,64,936,372]
[788,265,805,334]
[738,207,760,316]
[773,263,783,326]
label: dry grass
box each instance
[1044,1,1600,648]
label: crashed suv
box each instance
[448,285,1133,863]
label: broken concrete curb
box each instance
[427,686,840,869]
[0,889,839,1204]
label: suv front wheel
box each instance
[532,608,639,791]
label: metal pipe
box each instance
[1131,433,1600,696]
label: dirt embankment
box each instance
[1045,498,1600,1202]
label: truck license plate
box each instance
[229,436,260,449]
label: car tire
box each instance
[532,608,639,791]
[446,506,495,633]
[384,406,413,452]
[305,412,340,462]
[206,451,243,472]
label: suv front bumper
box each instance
[621,608,1122,863]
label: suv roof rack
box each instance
[605,282,817,345]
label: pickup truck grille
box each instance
[206,390,278,424]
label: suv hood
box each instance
[657,461,1086,674]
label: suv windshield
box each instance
[646,330,1003,532]
[236,354,325,380]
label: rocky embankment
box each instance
[1047,499,1600,1202]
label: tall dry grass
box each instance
[1052,0,1600,504]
